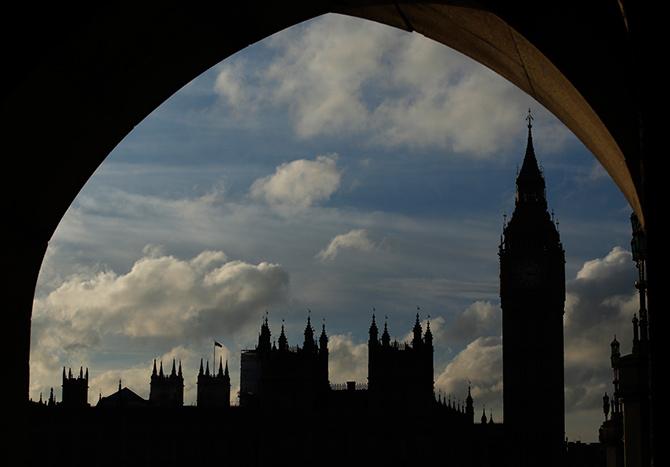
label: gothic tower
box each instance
[149,358,184,407]
[61,366,89,407]
[499,112,565,467]
[197,357,231,408]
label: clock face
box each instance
[514,259,541,287]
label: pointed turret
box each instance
[319,322,328,351]
[170,359,177,377]
[199,358,204,376]
[152,359,158,377]
[62,367,66,383]
[159,361,164,377]
[224,360,230,378]
[466,384,474,423]
[118,379,122,392]
[304,312,316,351]
[369,313,379,345]
[79,366,83,379]
[258,313,271,353]
[481,407,488,424]
[424,318,433,347]
[412,312,422,348]
[381,319,391,347]
[205,360,210,376]
[48,387,55,407]
[515,109,547,207]
[278,322,288,352]
[68,368,73,379]
[178,360,183,378]
[85,368,89,381]
[218,357,224,377]
[489,411,494,424]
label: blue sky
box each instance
[30,14,636,441]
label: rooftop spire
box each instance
[152,359,157,377]
[369,311,379,343]
[304,310,316,350]
[424,316,433,346]
[199,358,204,376]
[319,320,328,350]
[278,320,288,351]
[412,310,423,348]
[382,317,390,347]
[516,109,546,206]
[224,359,230,377]
[218,357,224,377]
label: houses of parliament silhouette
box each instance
[30,116,637,467]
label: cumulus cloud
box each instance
[33,250,288,340]
[30,249,289,401]
[436,336,503,415]
[563,247,636,414]
[249,154,341,210]
[327,334,368,384]
[316,229,376,262]
[214,14,570,157]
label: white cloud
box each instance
[316,229,376,262]
[327,333,368,384]
[214,14,571,157]
[249,154,341,210]
[33,250,288,340]
[435,336,503,416]
[575,246,631,281]
[30,249,289,401]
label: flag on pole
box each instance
[214,341,223,348]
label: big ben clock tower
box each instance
[499,111,566,467]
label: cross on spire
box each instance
[526,108,534,129]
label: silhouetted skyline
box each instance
[29,14,634,443]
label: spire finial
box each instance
[526,108,534,130]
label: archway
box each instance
[4,1,657,463]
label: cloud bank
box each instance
[215,14,570,157]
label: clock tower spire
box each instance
[499,110,566,467]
